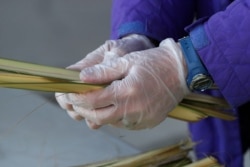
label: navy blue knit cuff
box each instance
[118,21,146,38]
[185,18,210,50]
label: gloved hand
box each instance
[56,34,154,127]
[56,38,190,130]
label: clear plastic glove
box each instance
[56,38,190,130]
[56,34,154,127]
[66,34,155,71]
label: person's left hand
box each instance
[56,38,190,130]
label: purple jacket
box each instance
[111,0,250,166]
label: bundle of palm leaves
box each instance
[0,57,235,122]
[76,140,222,167]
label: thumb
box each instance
[80,57,129,84]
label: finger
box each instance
[55,93,74,111]
[67,40,122,71]
[66,110,84,121]
[68,71,140,122]
[68,44,108,70]
[65,92,95,109]
[72,104,122,126]
[67,54,103,71]
[65,81,118,109]
[85,119,102,129]
[80,56,129,84]
[102,51,120,62]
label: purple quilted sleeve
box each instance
[188,0,250,107]
[111,0,195,41]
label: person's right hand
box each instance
[67,34,155,71]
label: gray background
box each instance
[0,1,248,166]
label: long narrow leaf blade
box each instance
[0,58,80,81]
[0,82,103,93]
